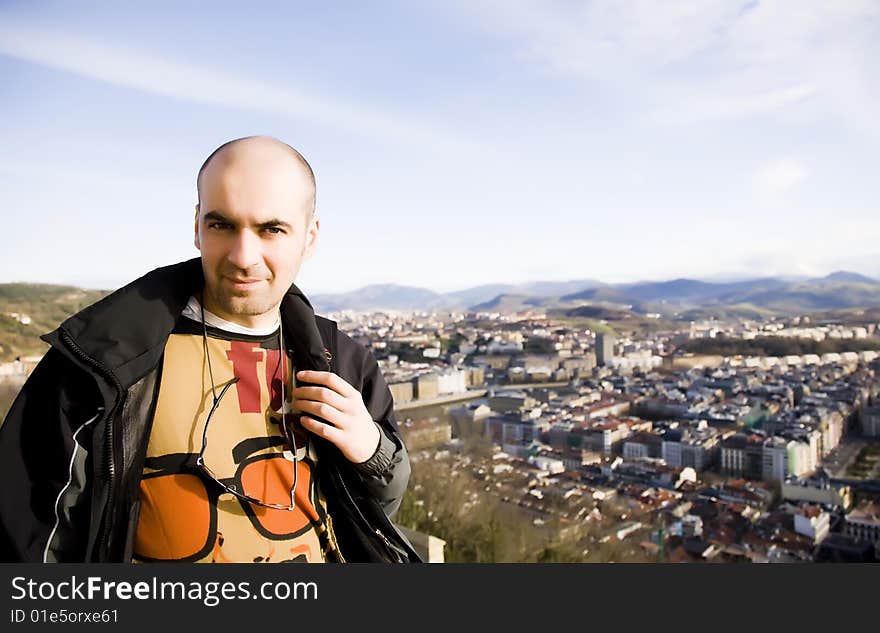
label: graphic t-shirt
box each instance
[133,306,336,563]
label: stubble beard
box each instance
[217,291,278,317]
[206,282,281,320]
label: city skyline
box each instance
[1,1,878,294]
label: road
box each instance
[394,380,571,412]
[822,438,867,478]
[395,389,487,411]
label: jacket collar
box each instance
[42,258,330,390]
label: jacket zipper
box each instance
[305,333,413,562]
[333,466,410,561]
[60,330,124,560]
[374,527,407,560]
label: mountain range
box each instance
[310,271,880,317]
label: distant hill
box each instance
[565,305,635,321]
[445,279,602,308]
[562,277,790,305]
[819,271,879,285]
[0,283,111,361]
[269,270,880,316]
[469,294,546,313]
[550,273,880,318]
[310,284,449,312]
[802,306,880,326]
[312,278,604,313]
[561,285,635,306]
[568,278,719,302]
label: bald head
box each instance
[196,135,316,218]
[193,135,321,329]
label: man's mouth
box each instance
[224,276,264,289]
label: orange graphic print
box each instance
[133,325,331,563]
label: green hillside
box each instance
[0,284,111,361]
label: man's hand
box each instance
[292,370,382,464]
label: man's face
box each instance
[194,146,318,328]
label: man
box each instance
[0,136,420,563]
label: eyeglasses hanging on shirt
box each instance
[195,295,299,511]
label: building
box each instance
[781,474,852,510]
[819,411,844,456]
[486,413,548,458]
[596,332,615,367]
[524,336,557,354]
[400,418,452,451]
[681,514,704,538]
[471,354,514,370]
[844,501,880,553]
[545,419,630,456]
[585,420,631,455]
[487,339,523,354]
[862,404,880,437]
[792,506,830,544]
[785,439,814,479]
[528,455,565,474]
[814,533,877,562]
[762,437,792,482]
[623,431,663,460]
[586,398,632,419]
[721,433,764,479]
[561,353,596,378]
[414,373,439,400]
[436,369,467,395]
[488,390,537,413]
[661,426,720,472]
[388,381,414,405]
[397,526,446,563]
[448,402,492,438]
[465,366,485,387]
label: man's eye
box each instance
[264,227,285,235]
[208,222,232,230]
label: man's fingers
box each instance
[294,399,344,426]
[300,415,343,443]
[292,385,349,412]
[296,370,357,398]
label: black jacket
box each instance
[0,258,421,563]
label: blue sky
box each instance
[1,1,878,294]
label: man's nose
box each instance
[226,229,261,270]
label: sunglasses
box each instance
[136,454,324,562]
[195,375,300,511]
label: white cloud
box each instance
[465,0,739,79]
[0,18,480,153]
[754,158,808,194]
[461,0,880,128]
[654,83,817,124]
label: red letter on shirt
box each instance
[227,342,264,413]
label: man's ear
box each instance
[303,215,320,260]
[193,203,201,250]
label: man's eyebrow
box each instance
[202,211,292,230]
[255,219,293,230]
[203,210,231,223]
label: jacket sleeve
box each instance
[0,349,101,562]
[337,334,411,519]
